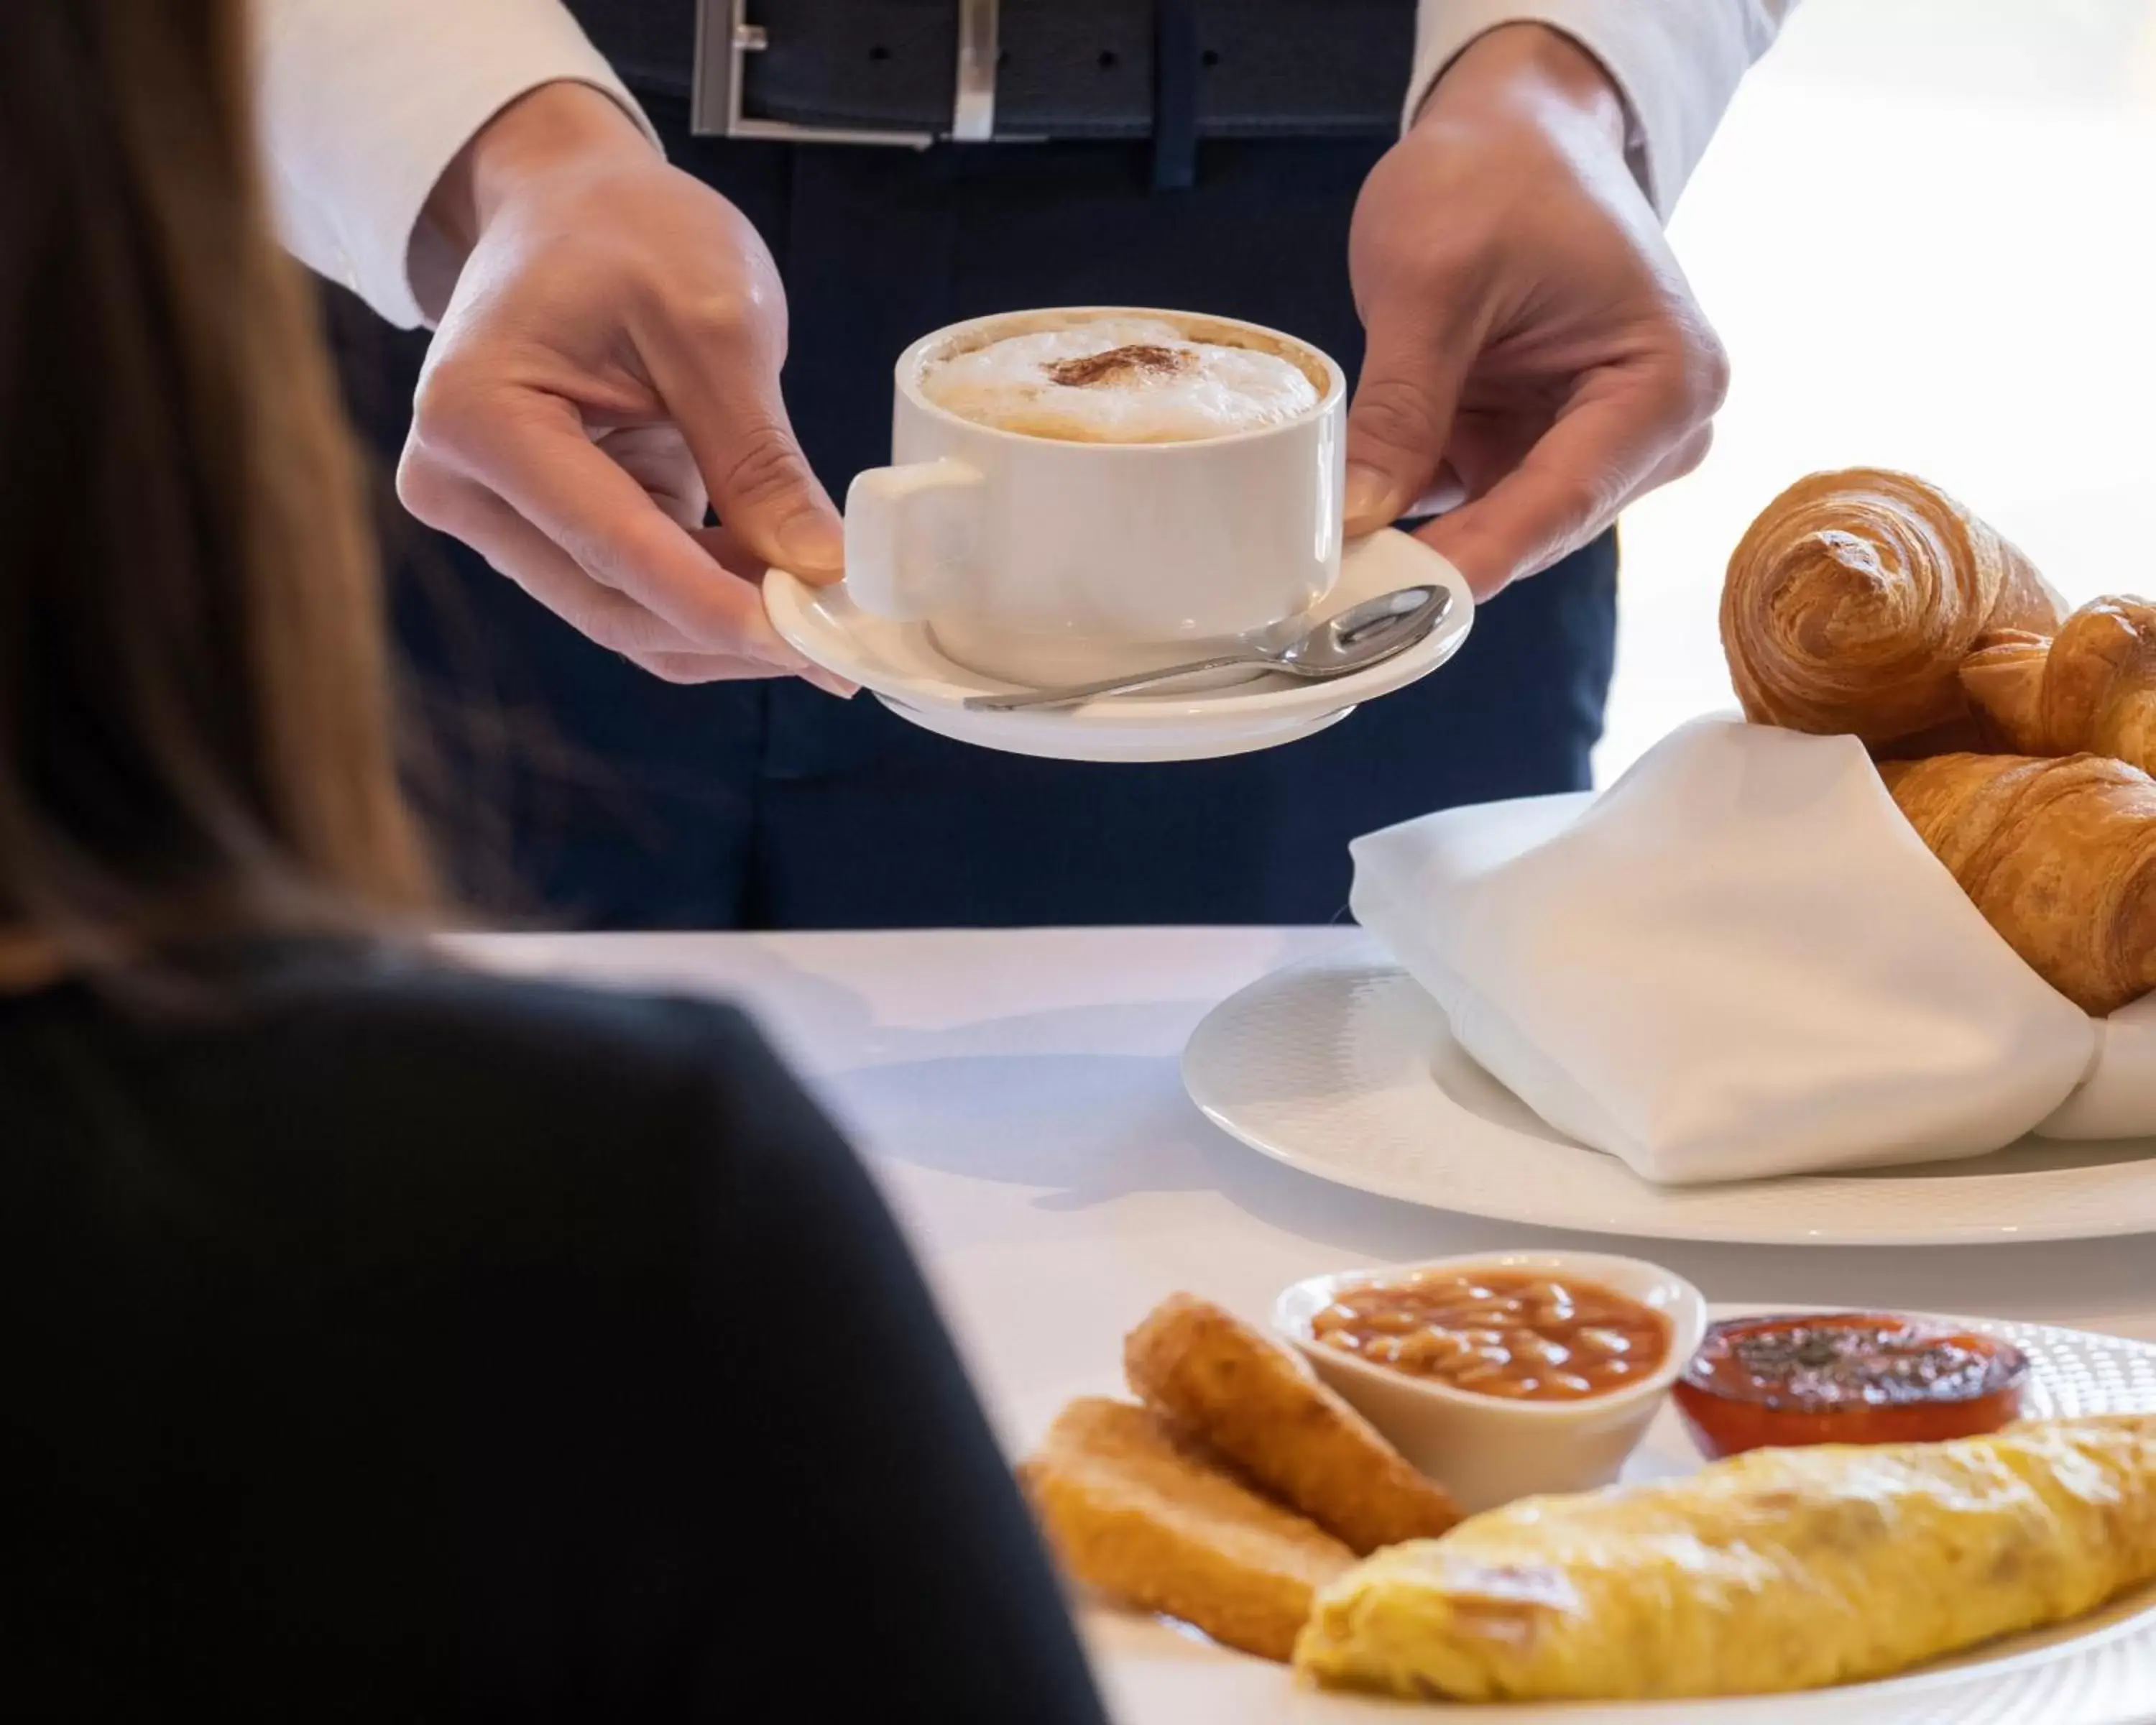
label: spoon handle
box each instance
[962,652,1264,712]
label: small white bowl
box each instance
[1273,1250,1707,1515]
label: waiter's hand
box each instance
[398,83,848,688]
[1345,24,1726,599]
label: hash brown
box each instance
[1125,1292,1460,1554]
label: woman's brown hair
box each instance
[0,0,433,972]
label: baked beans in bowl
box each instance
[1274,1252,1706,1513]
[1307,1266,1672,1401]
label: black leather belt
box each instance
[576,1,1414,147]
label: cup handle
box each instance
[842,457,985,620]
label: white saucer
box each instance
[763,529,1475,763]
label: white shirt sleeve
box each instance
[253,0,661,329]
[1408,1,1797,218]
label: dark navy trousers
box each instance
[327,96,1616,929]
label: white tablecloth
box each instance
[456,926,2156,1408]
[455,927,2156,1711]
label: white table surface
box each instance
[455,923,2156,1423]
[456,924,2156,1405]
[455,926,2156,1712]
[456,926,2156,1369]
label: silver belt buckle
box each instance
[692,0,999,146]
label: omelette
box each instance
[1294,1414,2156,1701]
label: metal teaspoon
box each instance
[962,584,1455,714]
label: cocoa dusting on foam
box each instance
[1042,344,1194,389]
[920,317,1317,440]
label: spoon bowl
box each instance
[1273,584,1452,676]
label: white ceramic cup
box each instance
[842,307,1347,686]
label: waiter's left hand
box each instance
[1345,24,1726,599]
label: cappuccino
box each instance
[919,316,1320,444]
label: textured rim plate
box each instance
[763,528,1473,762]
[1035,1309,2156,1725]
[1181,959,2156,1246]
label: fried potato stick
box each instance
[1125,1293,1460,1555]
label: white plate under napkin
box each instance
[1181,959,2156,1243]
[1348,717,2156,1186]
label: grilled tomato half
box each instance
[1674,1312,2029,1458]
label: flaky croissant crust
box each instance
[1723,469,2063,748]
[1961,597,2156,777]
[1879,751,2156,1016]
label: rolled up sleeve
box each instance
[252,0,661,328]
[1408,1,1797,218]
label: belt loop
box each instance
[1151,0,1199,190]
[952,0,1000,142]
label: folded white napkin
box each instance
[1348,717,2156,1185]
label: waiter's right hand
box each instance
[398,82,848,688]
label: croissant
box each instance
[1879,751,2156,1016]
[1960,597,2156,775]
[1723,469,2063,749]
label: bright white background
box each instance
[1598,0,2156,781]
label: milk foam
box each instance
[919,317,1320,443]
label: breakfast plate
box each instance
[762,528,1474,763]
[1027,1307,2156,1725]
[1181,957,2156,1245]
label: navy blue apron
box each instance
[327,86,1616,929]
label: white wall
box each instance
[1598,0,2156,781]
